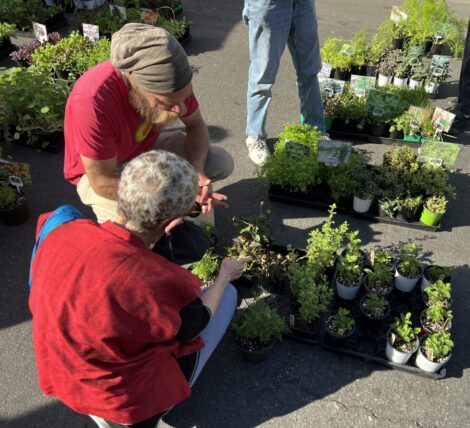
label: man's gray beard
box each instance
[129,89,180,129]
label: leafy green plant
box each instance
[0,183,17,209]
[378,49,402,77]
[320,38,354,71]
[0,22,15,41]
[410,61,429,81]
[379,197,401,218]
[0,67,71,153]
[258,123,321,193]
[288,258,321,300]
[424,279,451,306]
[373,249,393,267]
[10,32,61,65]
[191,250,220,282]
[351,29,368,67]
[306,204,349,272]
[0,0,63,31]
[158,16,190,40]
[231,300,285,345]
[426,265,453,283]
[362,292,389,318]
[329,308,355,335]
[424,195,447,214]
[422,332,453,361]
[390,312,420,345]
[337,230,362,285]
[424,302,452,330]
[402,194,423,211]
[327,151,366,201]
[394,61,410,79]
[397,244,422,278]
[364,263,393,295]
[297,282,333,324]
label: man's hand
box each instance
[197,175,228,214]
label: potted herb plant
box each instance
[397,195,422,222]
[290,281,333,337]
[420,195,447,226]
[363,262,394,297]
[377,49,401,87]
[415,332,453,373]
[253,250,289,294]
[321,38,353,81]
[409,62,429,89]
[324,307,356,346]
[336,231,363,300]
[352,168,377,214]
[359,292,390,328]
[190,249,220,288]
[423,280,451,308]
[394,244,422,292]
[385,312,420,364]
[0,181,29,225]
[0,22,16,57]
[421,265,453,291]
[231,300,285,362]
[10,32,62,67]
[420,302,452,335]
[393,61,409,87]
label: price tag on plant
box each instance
[82,24,100,42]
[319,62,332,78]
[0,160,32,184]
[431,107,455,133]
[32,22,48,44]
[317,140,352,166]
[285,140,311,159]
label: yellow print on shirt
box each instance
[135,122,151,143]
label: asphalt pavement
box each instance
[1,1,469,427]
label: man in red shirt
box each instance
[31,150,249,427]
[64,23,233,223]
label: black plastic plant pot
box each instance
[0,37,13,58]
[351,65,366,76]
[424,38,433,53]
[14,59,29,68]
[369,122,387,137]
[332,118,347,131]
[332,68,351,81]
[389,129,404,140]
[289,314,322,340]
[33,130,64,152]
[178,28,192,46]
[397,205,420,222]
[0,191,29,226]
[324,322,355,348]
[234,335,275,362]
[366,65,378,77]
[359,297,390,330]
[392,37,404,50]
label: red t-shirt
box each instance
[29,214,204,424]
[64,60,199,185]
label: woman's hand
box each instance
[218,257,252,282]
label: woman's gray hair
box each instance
[117,150,199,231]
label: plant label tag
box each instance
[390,6,407,22]
[431,107,455,133]
[324,156,339,167]
[32,22,48,44]
[9,175,23,192]
[82,24,99,42]
[285,140,311,159]
[418,139,461,167]
[0,160,32,184]
[109,4,127,20]
[141,8,159,25]
[317,140,352,166]
[319,62,333,78]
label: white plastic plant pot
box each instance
[394,267,420,292]
[409,79,423,89]
[415,338,451,373]
[393,76,407,87]
[353,196,373,213]
[385,330,418,364]
[377,74,392,87]
[425,82,439,94]
[336,277,362,300]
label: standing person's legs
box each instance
[457,20,470,115]
[243,0,293,141]
[287,0,325,133]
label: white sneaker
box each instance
[246,136,270,165]
[320,132,331,141]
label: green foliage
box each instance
[31,32,110,79]
[0,183,16,209]
[327,151,367,201]
[320,38,354,71]
[306,204,349,271]
[231,300,285,344]
[257,123,321,193]
[398,244,422,278]
[425,302,452,326]
[364,262,393,289]
[363,292,389,317]
[373,249,393,267]
[0,67,71,152]
[298,282,333,324]
[391,312,420,344]
[337,230,362,284]
[330,308,355,334]
[191,250,219,282]
[351,29,368,67]
[0,0,62,31]
[158,16,189,40]
[378,49,403,77]
[424,195,447,214]
[366,32,388,65]
[0,22,15,40]
[427,265,453,282]
[423,332,453,359]
[424,279,451,306]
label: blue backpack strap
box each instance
[29,205,84,289]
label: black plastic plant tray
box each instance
[268,184,441,232]
[319,283,446,379]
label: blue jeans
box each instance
[243,0,325,139]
